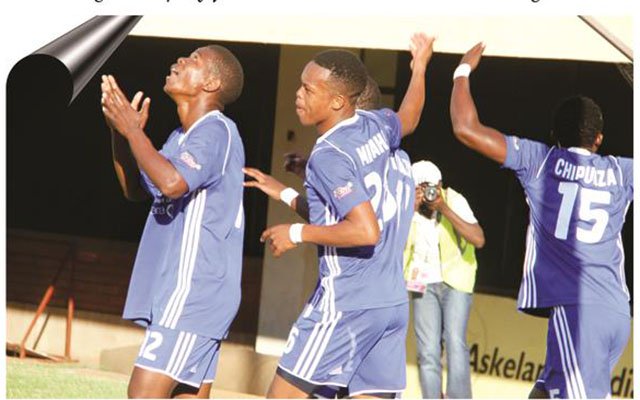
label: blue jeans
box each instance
[412,282,473,399]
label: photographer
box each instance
[403,160,484,399]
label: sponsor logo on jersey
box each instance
[151,197,175,218]
[180,151,202,170]
[333,182,353,200]
[328,365,343,376]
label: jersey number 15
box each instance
[554,182,611,243]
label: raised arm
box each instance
[102,77,149,201]
[260,200,379,258]
[102,75,188,199]
[397,33,435,137]
[450,42,507,164]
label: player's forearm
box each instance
[300,219,379,247]
[111,130,148,201]
[397,65,426,137]
[126,129,187,199]
[450,78,483,148]
[450,78,507,164]
[439,203,485,248]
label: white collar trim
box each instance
[178,110,221,145]
[316,114,360,144]
[567,147,592,156]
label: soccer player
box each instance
[244,76,415,399]
[254,33,434,398]
[100,45,245,398]
[450,42,632,399]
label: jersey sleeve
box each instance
[616,156,633,202]
[502,135,552,185]
[307,148,370,219]
[139,171,162,198]
[369,108,402,150]
[447,189,478,224]
[166,118,231,194]
[138,131,178,198]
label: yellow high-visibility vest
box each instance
[403,187,478,293]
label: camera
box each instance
[423,183,439,202]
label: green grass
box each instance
[6,357,128,399]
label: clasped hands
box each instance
[101,74,150,138]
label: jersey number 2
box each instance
[554,182,611,243]
[365,171,402,230]
[140,331,163,361]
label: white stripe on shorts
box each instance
[552,306,586,399]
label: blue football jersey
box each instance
[389,149,415,258]
[303,109,410,312]
[123,110,245,339]
[503,135,632,316]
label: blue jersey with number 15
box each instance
[304,109,412,313]
[503,135,633,316]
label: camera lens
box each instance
[424,186,438,202]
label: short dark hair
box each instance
[551,95,604,148]
[313,50,367,105]
[206,45,244,105]
[356,76,381,110]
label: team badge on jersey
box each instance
[179,151,202,170]
[333,182,353,200]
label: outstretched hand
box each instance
[409,33,436,73]
[261,224,297,257]
[460,42,486,71]
[243,167,288,201]
[101,75,150,137]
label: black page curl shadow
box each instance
[8,16,142,109]
[6,16,142,229]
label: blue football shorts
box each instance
[534,304,630,398]
[278,302,409,396]
[134,324,221,388]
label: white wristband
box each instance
[289,223,304,244]
[453,63,471,80]
[280,187,299,207]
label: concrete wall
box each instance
[253,44,325,355]
[6,303,280,396]
[7,302,144,367]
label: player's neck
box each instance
[315,109,356,136]
[176,99,223,132]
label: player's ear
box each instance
[594,132,604,147]
[203,77,221,93]
[331,94,346,111]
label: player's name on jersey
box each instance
[389,153,412,178]
[554,158,619,187]
[356,132,390,166]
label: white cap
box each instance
[412,160,442,185]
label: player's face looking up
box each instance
[295,61,343,128]
[164,46,219,98]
